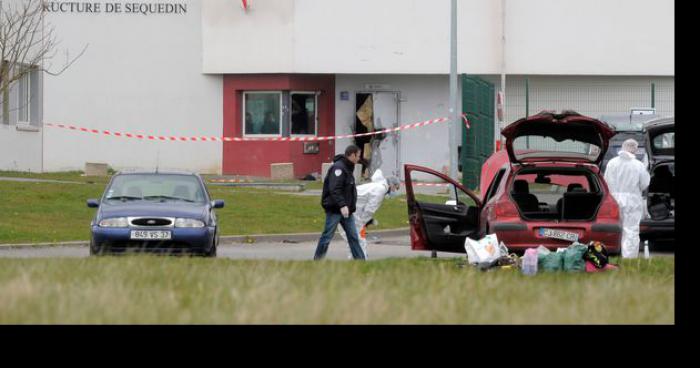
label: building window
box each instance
[18,71,31,123]
[243,92,282,136]
[1,64,40,126]
[291,92,317,136]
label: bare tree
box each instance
[0,0,87,124]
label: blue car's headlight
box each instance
[174,218,205,228]
[98,217,129,227]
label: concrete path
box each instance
[0,235,443,260]
[0,228,411,249]
[0,235,673,260]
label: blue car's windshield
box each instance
[104,174,207,203]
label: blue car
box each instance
[87,171,224,256]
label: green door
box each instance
[461,75,495,190]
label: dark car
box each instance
[640,117,674,246]
[405,111,622,255]
[599,113,657,172]
[87,171,224,256]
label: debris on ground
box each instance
[458,239,620,275]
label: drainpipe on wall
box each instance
[499,0,507,148]
[448,0,458,181]
[40,4,45,173]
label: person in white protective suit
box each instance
[339,169,401,259]
[603,139,651,258]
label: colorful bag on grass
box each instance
[585,261,619,272]
[583,241,610,269]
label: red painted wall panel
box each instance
[222,74,336,178]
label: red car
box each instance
[405,111,622,255]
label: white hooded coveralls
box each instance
[339,169,390,259]
[603,150,651,258]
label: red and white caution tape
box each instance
[209,179,255,183]
[410,182,451,187]
[45,114,470,143]
[211,178,450,187]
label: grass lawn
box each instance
[0,256,674,324]
[0,171,424,244]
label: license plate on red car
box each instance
[539,228,579,242]
[130,230,172,240]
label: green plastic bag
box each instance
[563,243,588,272]
[538,252,564,272]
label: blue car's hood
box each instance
[98,201,208,220]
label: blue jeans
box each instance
[313,212,366,260]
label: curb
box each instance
[0,228,410,249]
[0,240,89,249]
[0,177,85,185]
[208,182,306,192]
[220,227,410,244]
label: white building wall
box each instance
[334,74,460,176]
[42,0,222,173]
[2,0,673,175]
[202,0,295,74]
[202,0,673,76]
[0,126,42,172]
[505,0,674,76]
[292,0,501,74]
[0,49,43,172]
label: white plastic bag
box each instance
[464,234,504,265]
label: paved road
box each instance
[0,235,673,260]
[0,236,434,260]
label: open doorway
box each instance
[355,93,372,179]
[354,91,400,180]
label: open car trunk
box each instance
[510,167,603,221]
[502,111,615,165]
[647,162,674,220]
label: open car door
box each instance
[405,164,483,253]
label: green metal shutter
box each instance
[461,75,495,191]
[461,76,480,189]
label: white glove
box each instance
[340,206,349,218]
[371,219,379,227]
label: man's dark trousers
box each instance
[313,212,366,260]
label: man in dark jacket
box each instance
[313,145,366,260]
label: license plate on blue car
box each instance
[539,228,579,242]
[130,230,172,240]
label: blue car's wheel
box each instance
[89,241,103,256]
[203,241,217,258]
